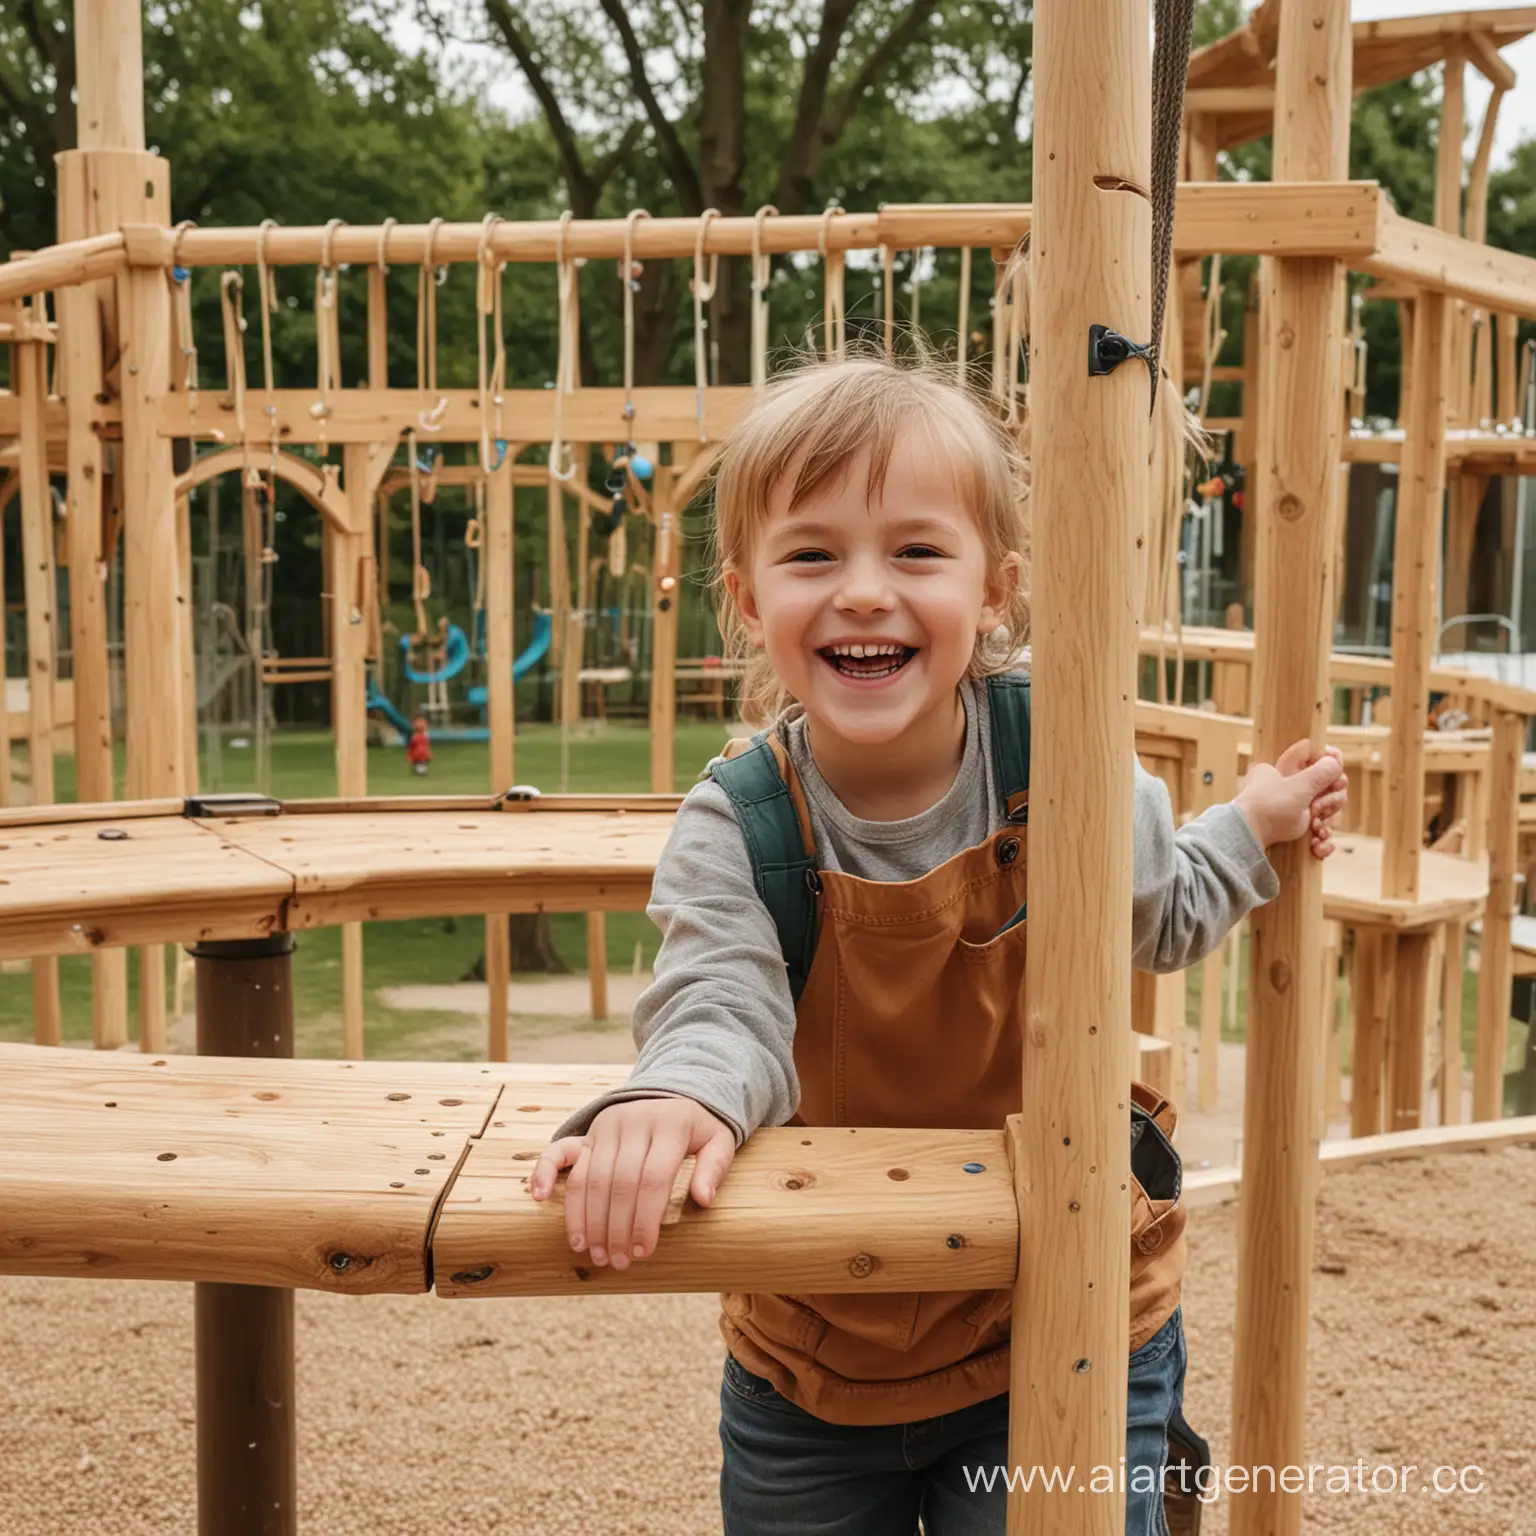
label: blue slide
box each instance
[399,622,470,684]
[466,611,553,708]
[365,679,415,742]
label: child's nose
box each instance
[835,556,894,612]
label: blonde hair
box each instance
[712,350,1032,727]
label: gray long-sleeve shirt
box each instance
[552,674,1278,1146]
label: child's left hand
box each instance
[1233,741,1348,859]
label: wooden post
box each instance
[336,448,383,1060]
[16,310,62,1044]
[1473,709,1522,1121]
[1436,48,1466,425]
[119,258,187,1051]
[648,456,683,794]
[1349,928,1395,1138]
[1497,313,1519,426]
[56,152,129,1048]
[191,934,297,1536]
[1383,290,1450,902]
[1011,2,1146,1530]
[587,912,609,1022]
[1231,4,1350,1532]
[484,459,515,1061]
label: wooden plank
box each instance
[1232,8,1352,1525]
[1384,290,1450,901]
[1474,709,1523,1119]
[1386,930,1434,1131]
[210,808,671,929]
[485,458,515,1062]
[0,816,293,961]
[433,1120,1018,1299]
[0,1044,497,1293]
[1323,833,1487,930]
[1363,205,1536,323]
[1186,1112,1536,1204]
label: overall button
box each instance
[996,836,1021,867]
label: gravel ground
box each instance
[2,1146,1532,1536]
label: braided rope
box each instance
[1148,0,1197,411]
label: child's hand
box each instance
[529,1096,736,1270]
[1233,741,1348,859]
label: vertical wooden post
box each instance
[1436,48,1466,425]
[1473,709,1522,1121]
[1231,5,1350,1533]
[80,0,182,1050]
[336,449,379,1060]
[17,311,62,1044]
[1497,313,1518,426]
[1383,291,1449,902]
[484,459,515,1061]
[119,258,187,1051]
[56,154,129,1046]
[1011,4,1146,1531]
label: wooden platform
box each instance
[1321,833,1488,930]
[0,1043,1015,1298]
[0,796,678,961]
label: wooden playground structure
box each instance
[5,0,1536,1532]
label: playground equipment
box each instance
[4,0,1536,1531]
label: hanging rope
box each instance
[621,208,650,430]
[691,208,719,442]
[1147,0,1198,412]
[549,211,579,483]
[1197,252,1226,420]
[170,221,199,427]
[312,217,344,449]
[408,428,430,643]
[476,213,508,474]
[819,206,846,361]
[377,217,396,277]
[417,216,448,433]
[254,218,281,474]
[750,204,777,393]
[218,270,249,457]
[956,246,972,385]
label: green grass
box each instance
[0,720,733,1053]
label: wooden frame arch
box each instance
[173,447,354,533]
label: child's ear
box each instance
[978,552,1022,635]
[724,568,765,647]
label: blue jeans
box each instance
[719,1308,1186,1536]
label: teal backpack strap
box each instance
[710,736,822,1004]
[986,674,1032,824]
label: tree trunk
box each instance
[701,0,752,382]
[461,914,568,981]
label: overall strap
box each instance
[710,734,822,1004]
[986,674,1032,823]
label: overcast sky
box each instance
[408,2,1536,172]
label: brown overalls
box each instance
[714,707,1186,1429]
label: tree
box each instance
[416,0,1033,384]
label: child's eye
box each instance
[898,545,944,559]
[786,549,832,563]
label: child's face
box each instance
[726,432,1019,748]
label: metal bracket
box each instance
[500,785,543,803]
[184,793,283,819]
[1087,324,1154,380]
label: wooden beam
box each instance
[1014,2,1145,1529]
[484,459,515,1062]
[0,233,126,306]
[175,445,352,532]
[1232,3,1350,1531]
[16,318,62,1047]
[1383,291,1450,902]
[1184,85,1275,115]
[1362,207,1536,323]
[1473,709,1522,1120]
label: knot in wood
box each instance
[1269,959,1293,994]
[848,1252,878,1280]
[1278,493,1304,522]
[254,1091,280,1101]
[1277,322,1296,350]
[776,1169,816,1192]
[450,1266,494,1285]
[385,1092,411,1102]
[886,1168,910,1182]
